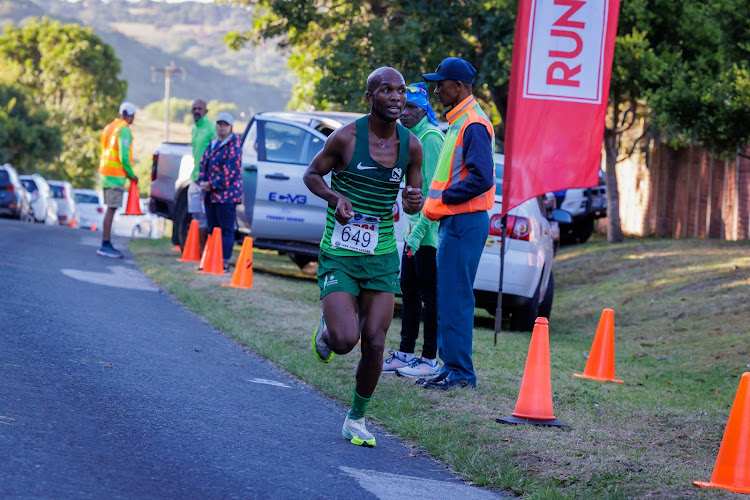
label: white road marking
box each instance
[339,466,503,500]
[61,266,159,292]
[247,378,291,388]
[0,415,15,425]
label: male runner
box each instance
[303,67,424,447]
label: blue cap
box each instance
[422,57,476,84]
[405,83,438,126]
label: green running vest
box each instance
[320,115,409,256]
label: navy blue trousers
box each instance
[436,211,489,386]
[205,200,236,263]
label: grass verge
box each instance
[130,236,750,499]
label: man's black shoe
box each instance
[415,373,447,386]
[422,376,470,391]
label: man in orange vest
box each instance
[420,58,496,390]
[97,102,138,258]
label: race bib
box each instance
[331,213,379,254]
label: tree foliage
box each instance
[0,18,126,187]
[226,0,750,243]
[0,83,62,171]
[225,0,516,142]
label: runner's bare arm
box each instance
[303,125,356,225]
[402,132,424,215]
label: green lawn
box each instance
[130,236,750,499]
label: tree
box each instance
[648,0,750,156]
[0,18,126,188]
[604,0,750,242]
[224,0,516,139]
[0,83,62,171]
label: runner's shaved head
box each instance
[192,99,207,108]
[366,67,404,93]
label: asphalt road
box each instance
[0,219,506,499]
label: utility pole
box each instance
[151,62,186,142]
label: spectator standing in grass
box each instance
[97,102,138,259]
[198,112,242,273]
[420,57,496,390]
[188,99,214,251]
[382,82,444,379]
[304,67,424,447]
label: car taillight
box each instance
[6,185,14,193]
[151,153,159,182]
[489,214,503,235]
[488,214,531,241]
[393,202,399,222]
[61,189,67,199]
[97,207,104,213]
[60,215,67,221]
[507,215,531,241]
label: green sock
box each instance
[347,389,371,420]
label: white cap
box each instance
[216,111,234,126]
[119,102,136,116]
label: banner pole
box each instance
[494,215,507,343]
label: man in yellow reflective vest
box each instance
[419,58,496,390]
[97,102,138,258]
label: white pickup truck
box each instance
[150,111,361,268]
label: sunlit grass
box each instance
[131,236,749,499]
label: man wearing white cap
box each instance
[97,101,138,258]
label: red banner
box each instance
[502,0,621,216]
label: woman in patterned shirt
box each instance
[198,111,243,272]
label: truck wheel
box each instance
[509,280,541,332]
[289,253,315,270]
[574,217,595,244]
[173,191,190,248]
[538,272,554,319]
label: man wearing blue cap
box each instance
[420,57,496,390]
[382,82,444,379]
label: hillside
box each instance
[0,0,292,113]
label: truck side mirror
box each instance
[551,209,573,224]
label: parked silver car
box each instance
[47,180,80,227]
[0,164,34,222]
[20,173,59,225]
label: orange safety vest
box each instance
[422,96,495,221]
[98,118,132,177]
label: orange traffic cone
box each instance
[123,181,143,215]
[69,217,76,228]
[197,227,224,275]
[196,232,212,270]
[497,317,567,427]
[694,372,750,493]
[171,245,181,252]
[90,222,97,231]
[574,309,623,383]
[222,237,253,289]
[178,220,201,262]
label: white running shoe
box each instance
[381,349,411,373]
[396,357,440,378]
[342,416,376,447]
